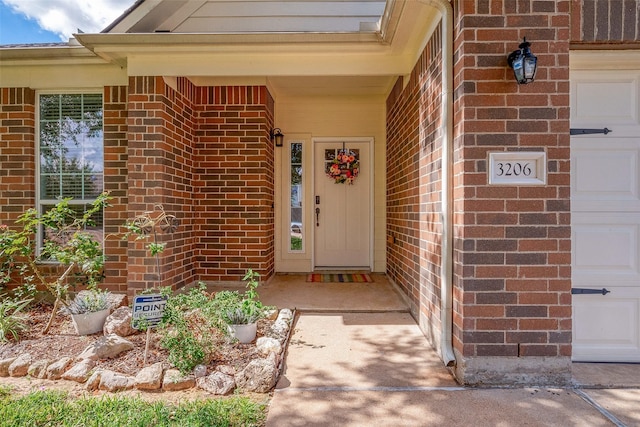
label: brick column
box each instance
[451,0,571,384]
[103,86,129,294]
[126,76,197,294]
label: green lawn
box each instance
[0,386,267,427]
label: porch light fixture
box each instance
[271,128,284,147]
[507,37,537,84]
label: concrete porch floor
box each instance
[258,273,409,312]
[211,273,640,425]
[257,273,640,387]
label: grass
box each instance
[0,385,267,427]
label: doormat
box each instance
[306,273,373,283]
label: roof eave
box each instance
[0,44,101,63]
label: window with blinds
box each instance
[38,93,104,251]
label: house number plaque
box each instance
[488,152,546,185]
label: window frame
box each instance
[35,90,105,256]
[288,140,305,254]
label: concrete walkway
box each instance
[260,274,640,426]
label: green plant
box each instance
[214,269,269,326]
[67,289,110,315]
[0,294,32,343]
[0,193,110,334]
[156,270,269,373]
[157,284,221,374]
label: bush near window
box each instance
[0,193,111,334]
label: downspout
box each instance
[420,0,456,366]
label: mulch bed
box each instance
[0,303,273,377]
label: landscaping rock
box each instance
[193,364,207,378]
[268,319,290,342]
[85,369,103,391]
[78,334,134,360]
[277,308,294,324]
[103,306,135,337]
[163,369,196,391]
[135,362,164,390]
[264,308,278,321]
[8,353,32,377]
[62,359,95,383]
[215,365,236,376]
[46,357,73,380]
[256,337,282,357]
[0,357,17,377]
[99,370,135,392]
[197,371,236,395]
[28,360,50,379]
[235,353,278,393]
[106,293,127,310]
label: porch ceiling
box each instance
[0,1,441,97]
[105,0,388,35]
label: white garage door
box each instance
[571,68,640,362]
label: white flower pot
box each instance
[228,322,257,343]
[71,308,111,335]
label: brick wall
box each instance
[127,76,197,293]
[102,86,129,293]
[127,78,275,291]
[386,23,444,345]
[571,0,640,44]
[194,86,275,282]
[0,88,35,226]
[451,0,572,382]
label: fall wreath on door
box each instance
[326,148,360,184]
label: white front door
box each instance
[314,140,371,268]
[571,69,640,362]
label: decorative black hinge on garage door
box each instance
[570,128,612,135]
[571,288,611,295]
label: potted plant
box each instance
[67,288,111,335]
[214,269,267,343]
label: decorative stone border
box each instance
[0,308,294,395]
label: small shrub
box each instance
[67,290,110,315]
[158,284,221,374]
[213,269,270,326]
[0,295,31,343]
[0,193,111,334]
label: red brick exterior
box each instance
[0,88,36,226]
[450,0,572,363]
[194,85,275,283]
[571,0,640,45]
[0,80,274,296]
[386,1,572,383]
[126,77,275,292]
[387,23,444,343]
[103,85,129,293]
[2,0,639,385]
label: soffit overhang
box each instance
[0,1,440,96]
[75,0,437,75]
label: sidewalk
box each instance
[267,311,639,426]
[261,274,640,426]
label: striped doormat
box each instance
[306,273,373,283]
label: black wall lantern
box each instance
[271,128,284,147]
[507,37,537,84]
